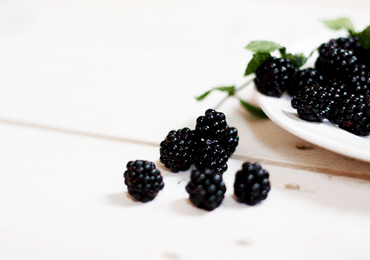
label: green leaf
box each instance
[279,47,286,57]
[244,52,271,76]
[195,86,235,101]
[322,17,356,35]
[357,26,370,49]
[238,98,268,120]
[245,41,283,53]
[283,53,308,69]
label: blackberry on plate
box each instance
[286,68,325,96]
[234,162,271,206]
[254,56,296,97]
[124,160,164,202]
[329,93,370,136]
[186,168,226,211]
[194,139,228,174]
[160,127,201,172]
[315,48,358,81]
[291,81,347,122]
[347,64,370,96]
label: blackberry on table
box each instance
[234,162,271,206]
[291,81,346,122]
[124,160,164,202]
[329,94,370,136]
[186,168,226,211]
[194,139,228,174]
[160,127,201,172]
[254,56,296,97]
[286,68,325,96]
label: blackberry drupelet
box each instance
[347,64,370,96]
[186,168,226,210]
[286,68,325,96]
[220,126,239,157]
[291,81,346,122]
[234,162,271,205]
[254,56,296,97]
[315,48,358,81]
[124,160,164,202]
[194,139,228,174]
[195,109,227,141]
[160,127,201,172]
[329,94,370,136]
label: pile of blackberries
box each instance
[123,109,271,210]
[255,36,370,136]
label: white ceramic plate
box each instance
[253,87,370,162]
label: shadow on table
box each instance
[105,191,143,207]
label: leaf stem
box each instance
[214,78,253,110]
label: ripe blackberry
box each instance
[186,168,226,210]
[315,48,358,81]
[254,57,296,97]
[347,64,370,96]
[195,109,239,157]
[318,36,359,56]
[160,127,201,172]
[234,162,271,205]
[220,126,239,157]
[194,139,228,174]
[286,68,325,96]
[124,160,164,202]
[329,94,370,136]
[195,109,227,141]
[291,81,346,122]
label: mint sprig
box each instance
[357,26,370,49]
[245,41,283,53]
[238,98,268,120]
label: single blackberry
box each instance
[291,81,346,122]
[254,56,296,97]
[160,127,201,172]
[186,168,226,210]
[286,68,325,96]
[234,162,270,205]
[195,109,239,157]
[315,48,358,81]
[195,109,227,141]
[194,139,228,174]
[124,160,164,202]
[329,94,370,136]
[220,126,239,157]
[318,36,359,56]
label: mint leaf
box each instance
[195,86,235,101]
[238,98,268,119]
[323,17,356,35]
[245,41,283,53]
[279,47,286,57]
[284,53,307,69]
[357,26,370,49]
[244,53,271,76]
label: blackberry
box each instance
[315,48,358,81]
[318,36,359,56]
[347,64,370,96]
[195,109,227,141]
[194,139,228,174]
[160,127,201,172]
[186,168,226,210]
[291,81,346,122]
[286,68,325,96]
[220,126,239,157]
[329,94,370,136]
[195,109,239,157]
[124,160,164,202]
[234,162,271,205]
[254,56,296,97]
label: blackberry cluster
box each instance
[318,36,359,56]
[254,57,296,97]
[329,94,370,136]
[234,162,271,205]
[160,109,238,173]
[287,68,325,96]
[186,168,226,210]
[194,140,228,174]
[291,81,347,122]
[124,160,164,202]
[160,127,200,172]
